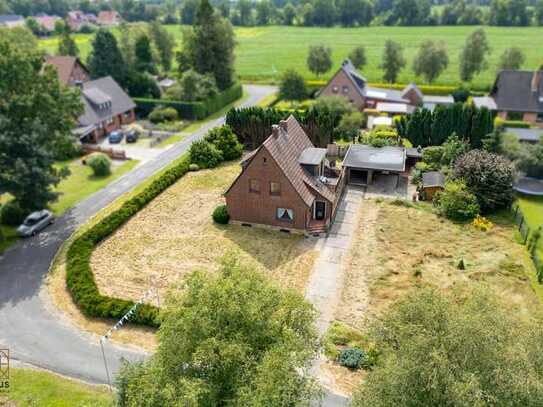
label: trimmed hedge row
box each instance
[135,83,243,121]
[66,156,191,327]
[306,79,489,96]
[495,117,531,129]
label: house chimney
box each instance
[531,71,541,93]
[272,124,280,138]
[278,120,288,132]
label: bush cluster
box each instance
[204,125,243,161]
[148,106,179,123]
[433,180,480,221]
[65,156,191,327]
[339,348,368,370]
[189,140,223,169]
[212,204,230,224]
[0,201,27,226]
[87,153,111,177]
[494,117,531,129]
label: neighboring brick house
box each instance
[225,115,345,234]
[34,14,61,33]
[97,10,120,26]
[76,76,136,143]
[45,55,90,86]
[320,59,453,114]
[487,70,543,128]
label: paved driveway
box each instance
[305,186,366,406]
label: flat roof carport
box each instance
[343,145,407,186]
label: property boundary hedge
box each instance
[306,80,488,96]
[495,117,531,129]
[134,83,243,121]
[65,156,191,327]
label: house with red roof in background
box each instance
[97,10,120,27]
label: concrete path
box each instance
[305,186,366,406]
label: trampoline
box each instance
[513,177,543,196]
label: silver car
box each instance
[16,210,55,237]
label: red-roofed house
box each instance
[35,15,60,33]
[45,55,90,86]
[225,116,345,234]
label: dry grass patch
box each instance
[91,161,318,304]
[338,199,541,331]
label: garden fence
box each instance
[511,203,543,283]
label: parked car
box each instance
[125,130,138,143]
[108,131,124,144]
[16,210,55,237]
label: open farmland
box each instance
[89,160,318,303]
[38,25,543,88]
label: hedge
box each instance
[65,156,191,328]
[495,117,531,129]
[306,79,489,95]
[134,83,243,121]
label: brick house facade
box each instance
[45,56,91,86]
[225,116,345,234]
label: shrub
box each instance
[335,111,365,142]
[453,150,514,213]
[204,125,243,161]
[279,69,307,102]
[472,215,494,231]
[0,201,27,226]
[87,153,111,177]
[433,181,480,221]
[452,87,470,103]
[422,146,445,169]
[149,106,178,123]
[212,204,230,224]
[189,163,199,171]
[189,140,223,169]
[65,156,191,327]
[339,348,367,370]
[494,117,531,129]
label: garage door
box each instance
[349,169,368,185]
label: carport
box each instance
[342,145,406,187]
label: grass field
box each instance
[517,195,543,256]
[39,25,543,88]
[321,198,542,395]
[5,368,112,407]
[90,160,317,304]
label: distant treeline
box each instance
[2,0,543,27]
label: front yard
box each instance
[89,161,318,304]
[0,158,138,254]
[323,198,542,394]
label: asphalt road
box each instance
[0,84,349,406]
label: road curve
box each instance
[0,85,349,406]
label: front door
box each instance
[315,201,326,221]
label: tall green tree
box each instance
[57,31,79,57]
[312,0,336,26]
[0,39,82,211]
[307,44,332,77]
[412,40,448,83]
[183,0,236,90]
[349,46,367,70]
[282,2,296,25]
[149,20,175,72]
[279,69,307,102]
[459,28,491,82]
[353,286,543,406]
[115,258,321,406]
[256,0,273,25]
[498,46,525,71]
[134,33,157,74]
[88,29,127,85]
[379,40,405,83]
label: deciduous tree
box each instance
[349,46,367,70]
[149,20,175,72]
[459,28,491,82]
[58,30,79,57]
[115,258,321,406]
[412,40,448,83]
[279,69,307,102]
[498,46,525,71]
[0,39,82,212]
[379,40,406,83]
[307,44,332,77]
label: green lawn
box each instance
[517,195,543,251]
[0,158,138,254]
[39,25,543,88]
[5,368,113,407]
[50,158,139,215]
